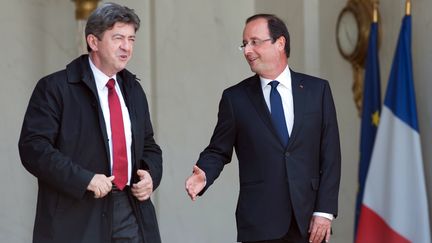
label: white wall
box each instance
[320,1,361,241]
[151,1,252,242]
[0,1,76,242]
[1,0,431,243]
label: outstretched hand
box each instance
[185,165,206,201]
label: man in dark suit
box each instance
[18,3,162,243]
[185,14,341,243]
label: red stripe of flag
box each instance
[356,205,410,243]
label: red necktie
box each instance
[106,79,128,190]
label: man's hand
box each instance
[308,215,332,243]
[87,174,114,198]
[131,169,153,201]
[185,165,206,201]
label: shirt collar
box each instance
[88,56,117,91]
[260,65,291,90]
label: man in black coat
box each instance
[186,14,341,243]
[18,3,162,243]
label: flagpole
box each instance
[406,0,411,16]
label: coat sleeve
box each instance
[136,87,163,190]
[315,81,341,217]
[18,78,94,199]
[197,90,236,195]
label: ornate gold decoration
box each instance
[336,0,380,116]
[73,0,100,20]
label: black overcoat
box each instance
[19,55,162,243]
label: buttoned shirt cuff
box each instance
[313,212,334,221]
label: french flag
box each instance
[355,13,431,243]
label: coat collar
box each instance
[245,74,276,140]
[65,54,138,91]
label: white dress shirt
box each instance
[260,65,294,136]
[89,57,132,185]
[259,65,333,221]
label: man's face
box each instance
[242,18,285,78]
[90,22,136,77]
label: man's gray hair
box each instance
[85,2,140,52]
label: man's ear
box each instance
[86,34,99,52]
[276,36,286,51]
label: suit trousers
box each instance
[242,216,309,243]
[111,189,142,243]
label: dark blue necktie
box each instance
[269,81,289,147]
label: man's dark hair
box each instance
[85,2,140,52]
[246,14,290,58]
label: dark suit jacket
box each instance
[18,55,162,243]
[197,70,341,242]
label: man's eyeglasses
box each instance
[239,38,273,51]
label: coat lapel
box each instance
[245,75,283,146]
[118,71,139,170]
[287,70,306,148]
[67,55,111,167]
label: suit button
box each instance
[285,152,290,157]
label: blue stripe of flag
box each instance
[383,15,419,132]
[354,21,381,238]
